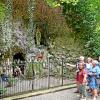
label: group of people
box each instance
[74,56,100,100]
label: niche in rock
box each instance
[13,52,25,75]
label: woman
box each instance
[97,56,100,95]
[85,57,92,72]
[88,60,100,100]
[78,63,87,100]
[85,57,93,92]
[76,56,85,93]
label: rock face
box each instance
[1,19,36,61]
[0,0,36,61]
[12,21,27,50]
[2,20,28,49]
[0,0,84,62]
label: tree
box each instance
[45,0,100,57]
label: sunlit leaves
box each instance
[60,0,79,5]
[45,0,60,7]
[45,0,79,7]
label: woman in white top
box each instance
[85,57,93,72]
[85,57,93,93]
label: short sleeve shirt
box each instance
[78,69,87,84]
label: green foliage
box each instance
[45,0,79,7]
[61,0,100,56]
[26,63,33,79]
[45,0,100,57]
[7,74,16,86]
[0,86,7,95]
[0,2,5,51]
[45,0,60,7]
[33,62,44,76]
[93,32,100,56]
[26,62,44,79]
[0,1,5,22]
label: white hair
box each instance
[79,56,84,60]
[92,60,98,64]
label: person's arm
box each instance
[66,63,76,67]
[83,74,87,83]
[83,70,87,84]
[97,67,100,74]
[95,67,100,78]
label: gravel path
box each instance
[20,88,100,100]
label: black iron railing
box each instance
[0,57,76,98]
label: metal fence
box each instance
[0,57,76,98]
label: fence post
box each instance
[31,56,35,90]
[61,57,64,86]
[47,57,50,89]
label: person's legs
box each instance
[79,84,83,98]
[92,89,97,100]
[82,84,87,98]
[76,81,80,92]
[98,84,100,95]
[97,79,100,95]
[87,76,92,93]
[79,84,87,100]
